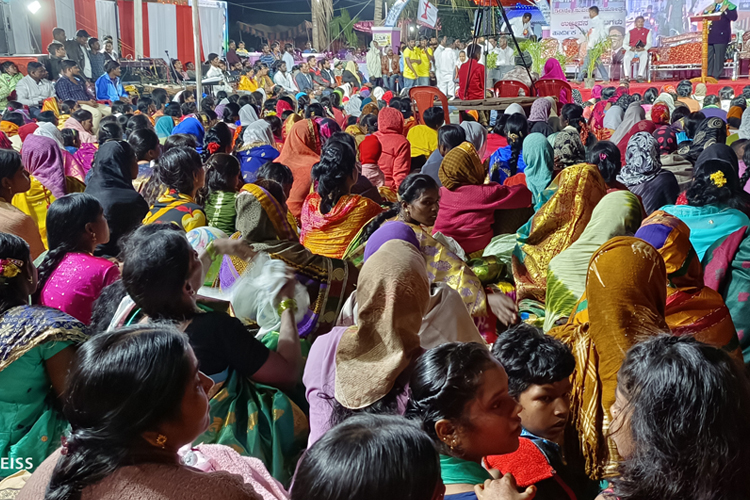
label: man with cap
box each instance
[65,30,92,81]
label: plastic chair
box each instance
[534,78,573,104]
[409,86,451,125]
[493,80,531,98]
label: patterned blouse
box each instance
[143,190,207,232]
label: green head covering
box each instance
[522,133,555,211]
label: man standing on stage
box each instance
[623,16,652,83]
[576,6,609,82]
[705,0,737,80]
[436,36,457,98]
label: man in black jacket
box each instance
[312,58,335,89]
[64,30,91,81]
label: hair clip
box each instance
[710,170,727,188]
[206,142,220,154]
[599,153,607,161]
[0,258,23,281]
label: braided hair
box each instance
[311,141,357,214]
[201,122,232,162]
[504,113,528,176]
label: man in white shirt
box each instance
[576,6,609,82]
[502,13,533,39]
[273,61,296,93]
[205,53,224,79]
[282,44,296,75]
[622,16,652,82]
[436,36,457,97]
[15,62,55,109]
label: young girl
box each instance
[128,128,161,192]
[142,146,207,232]
[36,193,120,324]
[300,140,383,258]
[201,153,242,235]
[605,335,750,500]
[406,342,534,500]
[61,128,80,155]
[202,123,233,161]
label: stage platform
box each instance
[570,79,750,101]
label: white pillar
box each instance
[192,0,202,108]
[134,0,143,58]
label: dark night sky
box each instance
[230,0,375,33]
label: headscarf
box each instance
[18,123,38,142]
[344,61,361,87]
[172,117,205,145]
[652,92,675,114]
[363,221,420,262]
[316,117,341,143]
[602,106,624,130]
[635,211,741,360]
[544,191,643,331]
[276,99,293,117]
[618,132,662,186]
[439,141,486,190]
[549,237,668,479]
[679,117,727,164]
[553,129,585,169]
[528,98,552,123]
[522,133,555,210]
[610,101,645,145]
[361,102,379,116]
[513,163,608,302]
[459,121,488,159]
[344,96,362,117]
[373,87,385,102]
[214,97,230,119]
[239,104,259,126]
[572,89,583,106]
[653,125,678,155]
[335,240,430,409]
[64,116,96,143]
[282,113,302,143]
[155,116,175,138]
[727,105,743,128]
[540,58,567,81]
[276,118,321,217]
[589,100,610,140]
[33,122,64,148]
[650,102,670,125]
[616,120,658,161]
[590,85,603,100]
[21,135,67,198]
[738,106,750,139]
[693,83,708,105]
[504,103,525,116]
[243,120,275,147]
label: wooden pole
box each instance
[702,20,708,83]
[192,0,203,108]
[134,0,143,58]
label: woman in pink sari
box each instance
[539,59,571,104]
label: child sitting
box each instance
[359,134,385,187]
[488,324,594,500]
[407,106,444,171]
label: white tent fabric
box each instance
[199,4,224,58]
[95,0,118,42]
[55,0,77,37]
[147,3,178,64]
[8,0,34,53]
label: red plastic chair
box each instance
[409,86,451,125]
[493,80,531,98]
[534,78,573,104]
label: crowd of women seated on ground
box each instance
[1,77,750,500]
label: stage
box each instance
[569,79,750,101]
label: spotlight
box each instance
[27,1,41,13]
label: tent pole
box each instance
[193,0,202,109]
[134,0,143,58]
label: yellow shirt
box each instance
[407,124,439,157]
[238,75,258,92]
[12,176,55,248]
[403,47,419,80]
[416,47,431,78]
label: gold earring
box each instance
[155,434,168,449]
[92,232,97,243]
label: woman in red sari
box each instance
[275,119,321,219]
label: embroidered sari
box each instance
[143,190,207,232]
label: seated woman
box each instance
[300,141,383,258]
[292,414,442,500]
[654,125,694,192]
[201,153,242,235]
[587,140,627,191]
[551,129,586,169]
[433,141,532,257]
[522,133,557,211]
[143,146,207,232]
[527,98,554,137]
[549,237,669,480]
[662,144,750,260]
[635,211,741,359]
[36,194,120,324]
[618,132,679,214]
[604,336,750,500]
[93,223,306,484]
[220,181,357,338]
[84,141,149,258]
[513,163,607,305]
[0,149,45,259]
[304,239,431,445]
[276,119,321,219]
[15,325,265,500]
[543,191,643,331]
[236,120,280,184]
[406,342,530,500]
[0,233,88,479]
[489,113,529,185]
[129,128,161,193]
[64,109,96,143]
[13,135,85,248]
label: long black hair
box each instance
[222,102,240,124]
[686,154,746,211]
[157,146,203,196]
[504,113,528,176]
[587,140,621,184]
[311,140,356,214]
[120,224,194,320]
[128,128,159,162]
[124,114,152,139]
[195,153,240,205]
[0,232,31,314]
[611,335,750,500]
[201,122,232,162]
[291,415,440,500]
[405,342,498,453]
[0,148,23,183]
[34,194,103,302]
[43,325,193,500]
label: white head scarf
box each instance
[373,87,385,102]
[243,120,275,147]
[345,96,362,117]
[504,103,525,116]
[33,122,64,148]
[460,121,488,159]
[239,104,259,126]
[739,106,750,140]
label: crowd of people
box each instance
[0,18,750,500]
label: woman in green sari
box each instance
[201,153,242,236]
[0,232,88,477]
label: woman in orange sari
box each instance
[634,211,741,360]
[300,140,383,258]
[276,118,320,219]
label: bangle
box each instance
[205,241,219,262]
[277,298,297,316]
